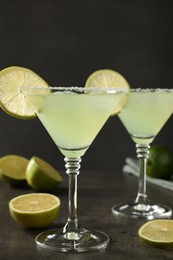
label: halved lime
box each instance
[0,66,49,119]
[9,193,60,228]
[85,69,130,114]
[0,155,29,187]
[138,219,173,248]
[26,156,62,192]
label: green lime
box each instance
[9,193,60,229]
[85,69,130,114]
[0,66,49,119]
[147,145,173,179]
[138,219,173,248]
[26,156,62,191]
[0,155,29,187]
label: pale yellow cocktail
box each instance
[31,89,125,157]
[25,86,127,252]
[119,90,173,145]
[112,88,173,219]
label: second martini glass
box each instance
[24,86,127,252]
[112,88,173,219]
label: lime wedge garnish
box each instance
[26,156,62,192]
[0,66,49,119]
[138,219,173,248]
[9,193,60,228]
[85,69,130,114]
[0,155,29,187]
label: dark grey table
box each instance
[1,168,173,260]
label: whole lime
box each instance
[147,146,173,180]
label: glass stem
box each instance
[135,144,150,207]
[63,157,81,239]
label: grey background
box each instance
[0,0,173,172]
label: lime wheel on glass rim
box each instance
[0,66,49,119]
[85,69,130,114]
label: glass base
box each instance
[36,227,109,252]
[112,202,172,220]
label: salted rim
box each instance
[21,86,129,94]
[130,88,173,93]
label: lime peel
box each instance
[0,155,29,187]
[26,156,62,192]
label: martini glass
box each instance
[112,88,173,219]
[24,86,127,252]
